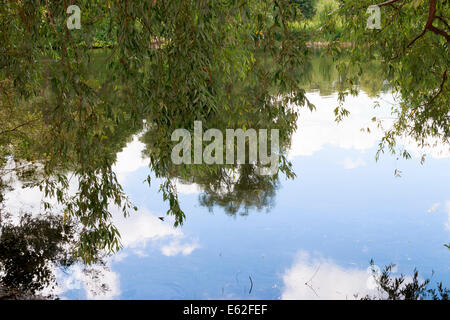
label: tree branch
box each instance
[406,29,427,48]
[428,24,450,41]
[375,0,402,7]
[407,0,450,48]
[427,69,448,107]
[435,15,450,31]
[0,118,39,136]
[359,0,403,9]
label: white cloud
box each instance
[281,251,380,300]
[112,208,182,249]
[289,92,450,159]
[428,201,450,231]
[54,264,121,300]
[113,136,149,182]
[289,92,386,158]
[343,157,366,169]
[110,251,129,263]
[174,179,202,195]
[113,136,202,194]
[161,239,200,257]
[111,206,200,257]
[3,183,46,218]
[427,203,440,213]
[3,173,79,220]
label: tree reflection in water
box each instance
[0,207,112,299]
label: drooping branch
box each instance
[426,69,448,107]
[360,0,403,9]
[0,118,40,136]
[435,15,450,31]
[407,0,450,48]
[375,0,402,7]
[428,24,450,40]
[406,30,427,49]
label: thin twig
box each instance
[426,69,448,107]
[0,118,40,135]
[304,265,321,297]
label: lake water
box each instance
[2,54,450,300]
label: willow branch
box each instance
[427,69,448,107]
[407,0,450,48]
[376,0,402,7]
[0,118,40,136]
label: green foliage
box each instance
[292,0,317,19]
[0,213,76,296]
[331,0,449,158]
[363,261,449,300]
[0,0,312,260]
[290,0,343,41]
[301,49,390,96]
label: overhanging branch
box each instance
[407,0,450,48]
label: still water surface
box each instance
[3,55,450,300]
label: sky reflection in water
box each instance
[5,90,449,300]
